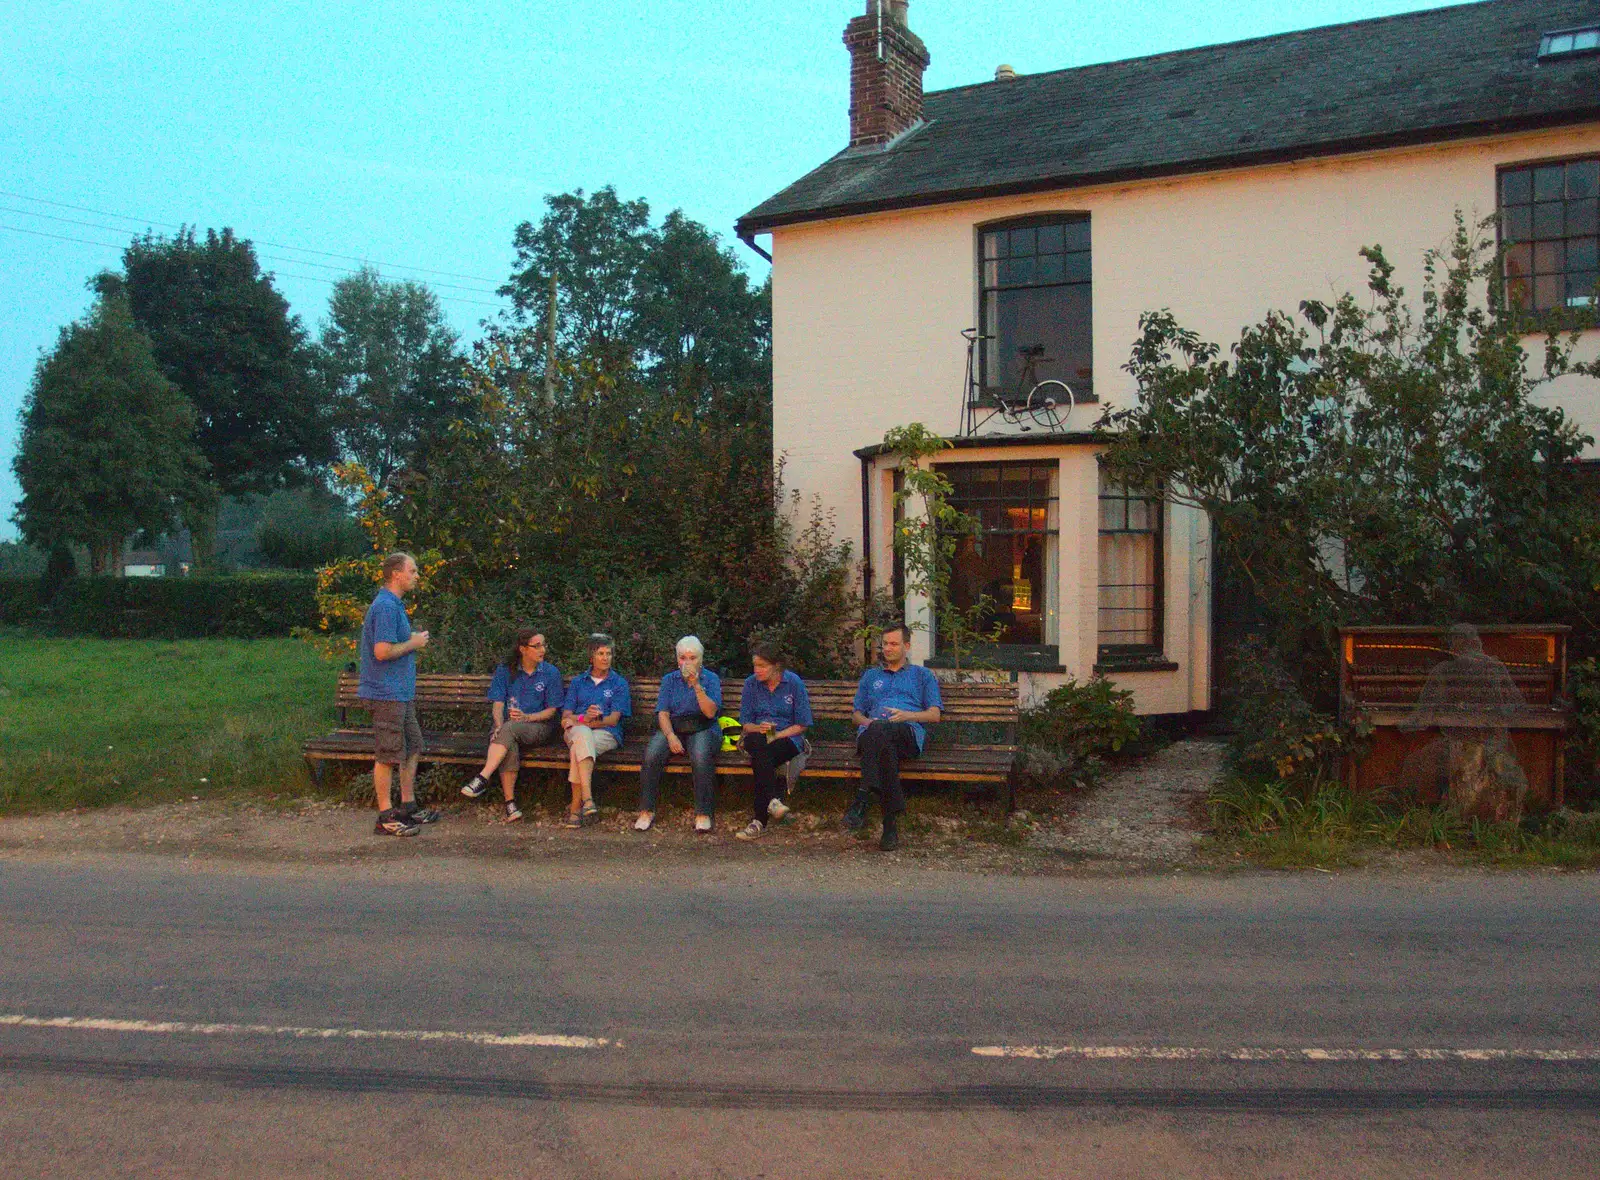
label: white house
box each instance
[737,0,1600,714]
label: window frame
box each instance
[933,458,1061,658]
[1096,473,1165,661]
[975,213,1095,405]
[1496,154,1600,316]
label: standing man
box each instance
[845,622,942,851]
[360,551,440,836]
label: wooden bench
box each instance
[302,671,1021,810]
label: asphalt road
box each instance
[2,853,1598,1177]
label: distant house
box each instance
[120,548,166,578]
[737,0,1600,714]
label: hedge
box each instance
[0,574,319,638]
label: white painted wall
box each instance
[770,123,1600,714]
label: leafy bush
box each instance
[1223,635,1364,788]
[3,574,318,638]
[1566,658,1600,809]
[1018,675,1142,788]
[0,578,42,625]
[0,541,46,577]
[255,488,366,570]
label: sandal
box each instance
[581,799,599,822]
[563,811,583,829]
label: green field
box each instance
[0,633,340,813]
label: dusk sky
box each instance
[0,0,1458,538]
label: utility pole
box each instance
[542,273,559,408]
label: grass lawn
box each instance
[0,632,340,813]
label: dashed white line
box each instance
[0,1014,608,1049]
[972,1045,1600,1062]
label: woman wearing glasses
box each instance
[462,629,564,821]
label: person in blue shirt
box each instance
[635,636,722,833]
[846,622,942,851]
[358,552,440,836]
[561,633,631,828]
[734,642,814,841]
[460,629,564,822]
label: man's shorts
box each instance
[365,699,422,764]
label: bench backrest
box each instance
[334,670,1019,731]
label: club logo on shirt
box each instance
[602,689,614,700]
[872,678,886,692]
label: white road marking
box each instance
[972,1045,1600,1062]
[0,1014,607,1049]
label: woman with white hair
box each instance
[634,635,722,833]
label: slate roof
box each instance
[738,0,1600,235]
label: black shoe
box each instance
[879,813,900,852]
[374,809,420,837]
[461,775,490,799]
[398,802,440,824]
[841,793,870,831]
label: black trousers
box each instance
[856,721,921,817]
[744,732,801,823]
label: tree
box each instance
[1098,214,1600,705]
[11,292,207,574]
[498,189,771,404]
[313,267,472,486]
[117,228,332,564]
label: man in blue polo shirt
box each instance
[846,622,942,851]
[359,552,439,836]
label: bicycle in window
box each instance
[959,329,1075,436]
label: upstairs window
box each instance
[1098,470,1162,656]
[1500,158,1599,311]
[939,461,1059,649]
[1539,27,1600,58]
[979,216,1093,403]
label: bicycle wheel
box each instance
[1026,380,1074,431]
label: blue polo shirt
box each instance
[562,670,632,744]
[655,668,722,718]
[358,588,415,702]
[489,660,564,719]
[740,669,814,731]
[853,662,943,751]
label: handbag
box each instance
[670,713,715,737]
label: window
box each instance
[1539,27,1600,58]
[940,462,1059,648]
[979,216,1093,402]
[1098,470,1162,655]
[1499,158,1600,311]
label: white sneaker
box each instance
[736,820,765,841]
[694,815,713,833]
[633,812,654,831]
[767,797,791,822]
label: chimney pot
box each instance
[995,64,1017,81]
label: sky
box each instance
[0,0,1463,540]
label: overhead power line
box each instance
[0,188,508,286]
[0,223,508,310]
[0,205,503,296]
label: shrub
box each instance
[0,578,42,625]
[7,573,319,638]
[255,488,366,570]
[1018,675,1142,788]
[1223,635,1364,789]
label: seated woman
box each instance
[560,633,631,829]
[735,642,814,841]
[635,635,722,833]
[461,629,563,822]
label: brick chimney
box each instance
[844,1,931,149]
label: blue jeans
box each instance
[638,725,721,815]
